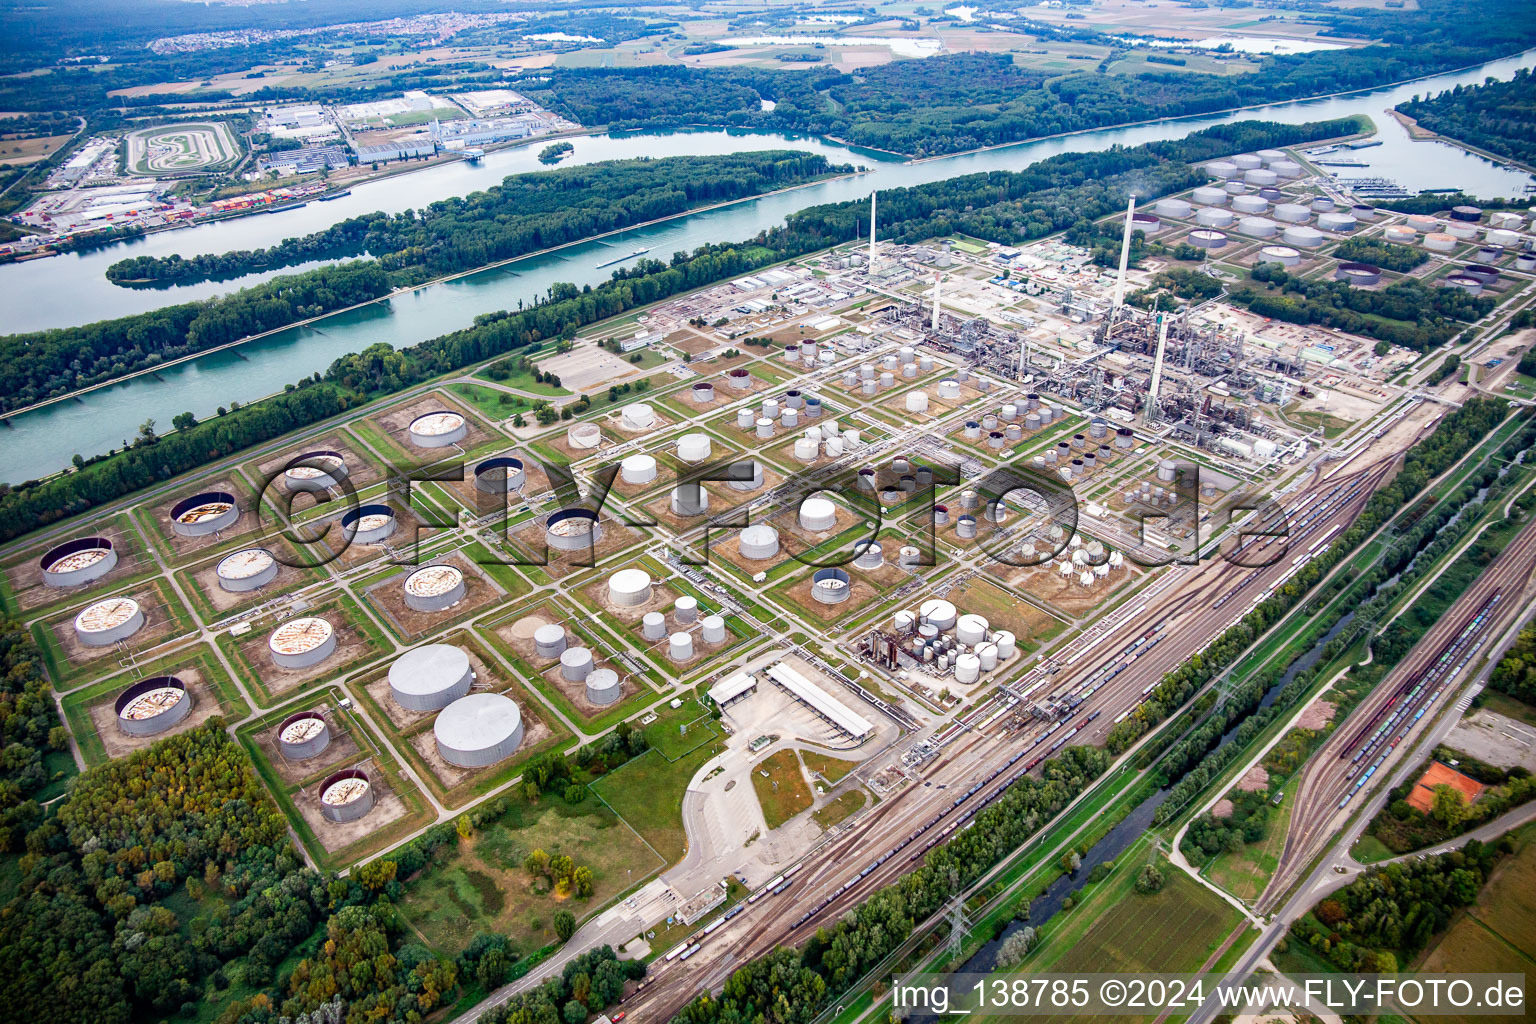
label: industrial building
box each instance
[765,662,872,739]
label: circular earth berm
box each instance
[811,567,852,604]
[283,450,348,493]
[319,768,375,822]
[268,616,336,669]
[608,567,653,607]
[435,692,523,768]
[216,547,279,593]
[534,623,567,659]
[73,596,144,646]
[389,644,473,710]
[342,503,397,545]
[403,564,466,612]
[115,675,191,736]
[170,491,238,537]
[799,495,838,532]
[474,456,525,493]
[546,508,602,552]
[408,411,467,448]
[277,710,331,760]
[586,668,621,706]
[40,536,119,588]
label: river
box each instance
[2,48,1533,483]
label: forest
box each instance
[1397,68,1536,167]
[517,0,1536,158]
[1491,623,1536,705]
[0,262,388,417]
[1289,838,1509,972]
[1232,263,1494,351]
[0,119,1358,537]
[0,621,69,851]
[104,151,848,288]
[1331,236,1427,273]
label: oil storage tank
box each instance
[73,597,144,646]
[534,624,567,659]
[277,710,331,760]
[216,547,278,593]
[586,669,621,705]
[546,508,602,552]
[402,564,465,612]
[40,537,118,588]
[739,524,780,560]
[474,457,525,493]
[389,644,473,711]
[608,568,652,606]
[812,568,852,604]
[171,491,238,536]
[799,496,838,532]
[284,451,348,493]
[115,676,191,736]
[342,504,397,545]
[319,769,375,821]
[268,616,335,668]
[408,411,467,448]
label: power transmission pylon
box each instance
[946,896,972,961]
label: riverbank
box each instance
[0,163,867,424]
[1388,107,1536,177]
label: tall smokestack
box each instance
[931,272,941,331]
[869,190,878,270]
[1111,193,1137,318]
[1148,314,1169,424]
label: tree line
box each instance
[1397,68,1536,167]
[104,151,848,288]
[0,262,388,416]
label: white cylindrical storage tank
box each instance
[781,408,799,429]
[977,643,998,672]
[739,524,780,560]
[1237,216,1277,238]
[737,408,756,430]
[641,612,666,640]
[956,515,976,538]
[608,568,653,607]
[268,616,335,669]
[73,596,144,646]
[1271,159,1302,177]
[278,711,331,760]
[560,647,594,681]
[403,564,466,612]
[1423,232,1456,252]
[1205,161,1238,179]
[938,379,961,399]
[1282,225,1323,247]
[1110,550,1125,567]
[1223,180,1248,196]
[727,367,752,390]
[171,491,238,537]
[729,460,765,491]
[855,542,884,569]
[621,402,656,430]
[1189,229,1227,249]
[901,363,918,379]
[1489,211,1523,229]
[994,630,1017,660]
[956,614,988,646]
[1095,562,1111,578]
[1192,185,1227,206]
[1318,212,1357,233]
[668,632,694,662]
[586,668,621,705]
[1154,197,1192,219]
[893,609,916,633]
[954,654,980,685]
[906,391,929,413]
[691,381,715,403]
[284,451,348,493]
[824,436,845,457]
[1243,168,1278,187]
[675,596,698,623]
[1273,202,1309,223]
[784,390,803,409]
[620,454,657,486]
[408,411,467,448]
[1196,207,1234,228]
[216,547,278,593]
[343,504,397,545]
[40,537,118,588]
[879,371,895,389]
[1258,245,1302,267]
[1233,154,1262,170]
[389,644,473,711]
[1231,194,1267,215]
[534,624,567,659]
[701,615,727,644]
[435,693,523,767]
[1485,228,1519,247]
[793,436,819,462]
[811,567,851,604]
[567,421,601,449]
[1157,459,1177,482]
[1079,571,1095,587]
[547,508,602,551]
[319,769,375,822]
[1406,214,1440,233]
[756,417,774,439]
[920,598,957,631]
[799,496,838,532]
[475,456,525,493]
[676,433,712,463]
[1447,222,1478,240]
[672,484,709,517]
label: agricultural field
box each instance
[124,121,243,176]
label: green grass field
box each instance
[801,750,859,783]
[1203,793,1293,901]
[752,749,813,829]
[399,798,662,957]
[813,789,866,831]
[447,381,537,420]
[591,740,722,864]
